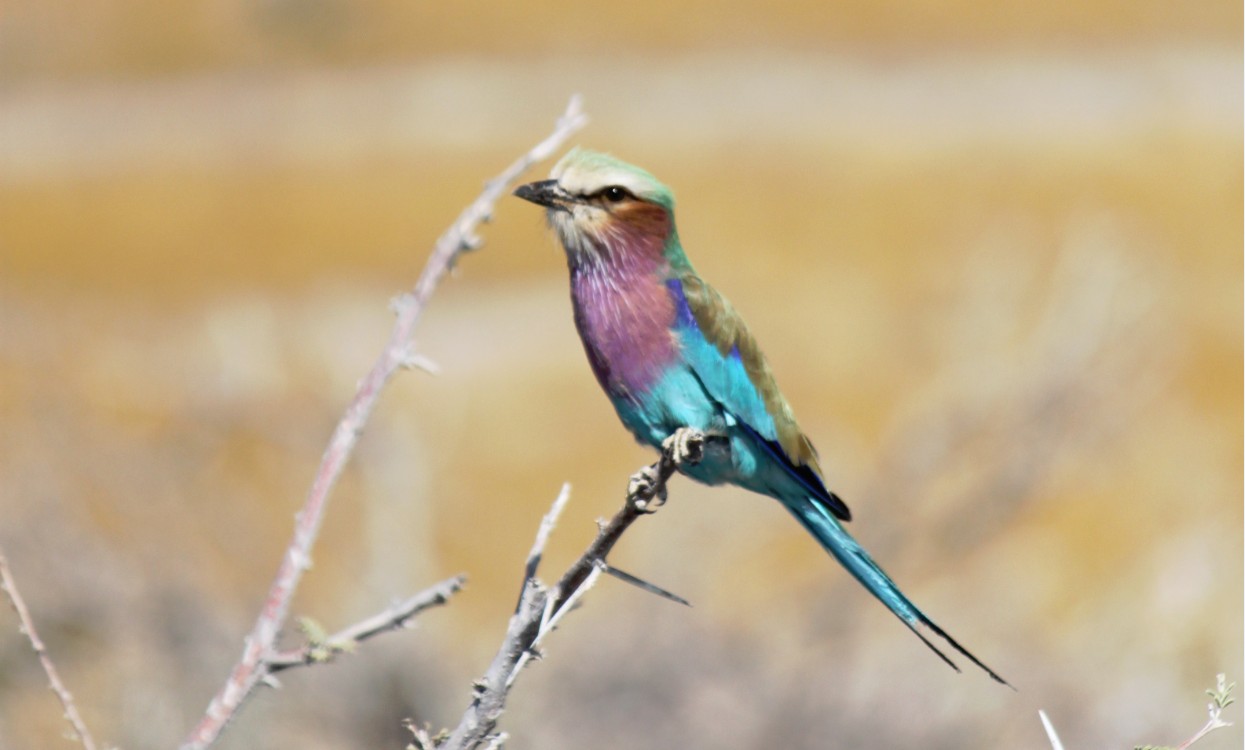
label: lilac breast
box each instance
[570,256,677,399]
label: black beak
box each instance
[514,179,571,210]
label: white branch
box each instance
[179,95,587,750]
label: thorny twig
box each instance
[430,430,705,750]
[266,575,466,673]
[550,428,705,616]
[0,544,100,750]
[180,95,587,750]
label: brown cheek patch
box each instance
[615,202,672,242]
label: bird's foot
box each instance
[628,465,667,513]
[662,427,706,468]
[628,429,709,514]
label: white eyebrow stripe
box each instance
[553,163,656,199]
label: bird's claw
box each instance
[662,428,706,468]
[628,429,707,514]
[628,465,666,513]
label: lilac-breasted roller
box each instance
[514,148,1007,685]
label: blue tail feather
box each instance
[785,496,1012,687]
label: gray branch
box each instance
[266,575,467,673]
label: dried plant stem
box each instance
[0,544,99,750]
[180,96,587,750]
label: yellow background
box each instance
[1,2,1240,748]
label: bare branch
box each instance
[0,544,100,750]
[549,428,703,617]
[266,575,466,672]
[180,95,587,750]
[437,429,704,750]
[519,483,572,600]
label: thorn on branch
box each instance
[405,719,447,750]
[553,427,705,615]
[437,430,703,749]
[399,349,441,375]
[481,731,509,750]
[390,292,418,317]
[461,231,484,253]
[599,563,691,607]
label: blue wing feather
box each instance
[666,279,779,437]
[666,278,850,521]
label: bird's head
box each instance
[514,148,678,267]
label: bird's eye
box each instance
[601,186,630,203]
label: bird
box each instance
[514,148,1008,685]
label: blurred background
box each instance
[1,2,1240,748]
